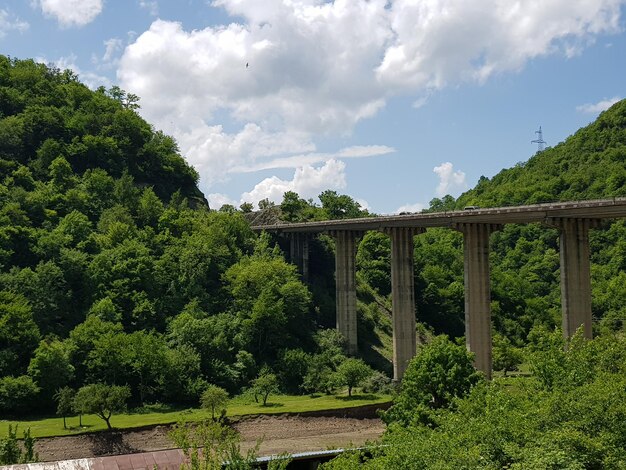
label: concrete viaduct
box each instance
[252,198,626,380]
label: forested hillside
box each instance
[0,57,379,417]
[408,99,626,343]
[3,54,626,421]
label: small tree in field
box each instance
[201,384,229,421]
[251,371,279,406]
[73,384,130,430]
[54,386,75,429]
[334,358,373,397]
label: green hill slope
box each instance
[0,57,356,418]
[457,99,626,208]
[415,99,626,343]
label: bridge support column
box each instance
[548,218,599,339]
[385,227,423,381]
[455,223,500,379]
[288,233,310,282]
[331,230,362,356]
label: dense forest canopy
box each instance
[0,57,372,416]
[2,54,626,423]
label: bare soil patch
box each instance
[33,411,386,462]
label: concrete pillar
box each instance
[384,227,423,380]
[288,233,310,282]
[547,218,599,339]
[455,223,500,379]
[330,230,362,356]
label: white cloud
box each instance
[116,0,625,197]
[36,0,103,27]
[207,193,238,210]
[240,159,347,206]
[377,0,623,90]
[175,123,316,190]
[138,0,158,16]
[434,162,467,197]
[576,96,622,114]
[102,38,123,64]
[412,96,429,109]
[0,9,29,38]
[395,202,426,214]
[230,145,395,173]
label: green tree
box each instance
[356,231,391,295]
[251,371,279,406]
[49,156,76,191]
[318,190,366,219]
[86,330,168,404]
[383,335,481,426]
[492,333,523,376]
[201,384,229,421]
[239,202,253,213]
[334,358,373,397]
[27,338,74,404]
[0,376,40,416]
[54,386,75,429]
[73,383,131,430]
[88,297,122,323]
[161,344,206,405]
[280,191,310,222]
[67,315,124,386]
[6,261,74,337]
[303,354,336,395]
[137,187,164,227]
[277,348,310,394]
[226,240,312,362]
[527,325,566,390]
[0,291,40,376]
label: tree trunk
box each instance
[348,386,352,397]
[63,416,66,429]
[102,411,113,430]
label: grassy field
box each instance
[0,393,391,439]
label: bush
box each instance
[383,335,481,426]
[0,375,40,416]
[361,370,393,394]
[0,425,37,465]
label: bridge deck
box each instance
[251,198,626,233]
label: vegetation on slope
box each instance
[0,57,386,419]
[323,330,626,469]
[319,99,626,469]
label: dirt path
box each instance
[33,415,385,462]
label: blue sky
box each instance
[2,0,625,213]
